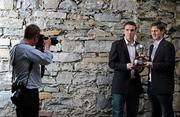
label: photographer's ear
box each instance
[33,34,40,45]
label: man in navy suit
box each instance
[109,21,143,117]
[145,21,175,117]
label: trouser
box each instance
[16,88,39,117]
[112,85,139,117]
[149,94,174,117]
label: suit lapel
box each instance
[122,39,131,62]
[153,39,164,61]
[135,42,139,57]
[149,45,154,61]
[121,39,139,62]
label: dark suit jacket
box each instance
[109,39,142,94]
[148,39,175,94]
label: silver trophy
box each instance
[133,44,148,72]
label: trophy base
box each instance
[132,65,145,73]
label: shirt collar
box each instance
[124,37,135,46]
[20,40,25,44]
[153,38,163,47]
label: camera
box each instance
[35,34,59,50]
[11,82,26,106]
[35,34,59,78]
[11,88,23,106]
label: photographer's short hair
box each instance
[24,24,40,39]
[151,21,167,33]
[123,21,137,29]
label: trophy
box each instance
[133,44,148,72]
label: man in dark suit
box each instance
[145,21,175,117]
[109,21,143,117]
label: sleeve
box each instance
[25,47,53,65]
[108,41,127,71]
[153,42,175,72]
[9,46,16,66]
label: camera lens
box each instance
[50,37,58,45]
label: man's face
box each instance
[151,26,164,41]
[124,24,136,42]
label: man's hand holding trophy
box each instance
[133,44,148,72]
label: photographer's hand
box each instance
[44,37,51,50]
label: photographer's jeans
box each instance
[16,88,39,117]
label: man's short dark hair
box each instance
[24,24,40,39]
[151,21,167,33]
[123,21,137,29]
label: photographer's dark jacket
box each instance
[109,39,142,94]
[10,40,53,89]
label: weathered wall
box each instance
[0,0,179,117]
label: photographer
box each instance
[9,24,53,117]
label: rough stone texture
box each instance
[53,53,82,62]
[0,18,23,28]
[110,0,137,11]
[85,41,112,52]
[0,0,179,117]
[21,0,39,10]
[43,0,61,9]
[0,49,10,58]
[59,0,77,10]
[33,11,67,19]
[0,0,13,9]
[62,41,84,53]
[94,13,121,22]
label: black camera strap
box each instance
[11,44,33,87]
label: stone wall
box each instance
[0,0,179,117]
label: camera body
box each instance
[11,88,23,106]
[35,34,58,50]
[11,82,26,106]
[35,34,59,77]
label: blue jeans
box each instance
[112,94,125,117]
[112,93,139,117]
